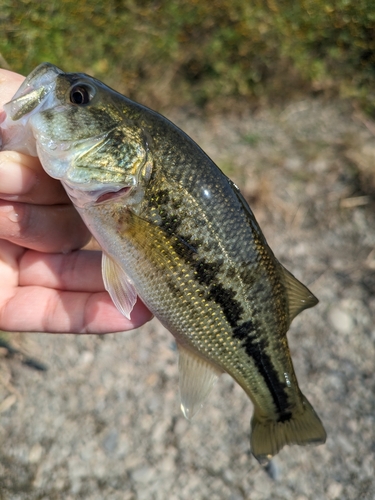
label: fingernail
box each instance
[0,155,37,195]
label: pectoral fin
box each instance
[102,253,137,320]
[281,266,319,323]
[177,343,222,420]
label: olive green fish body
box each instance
[0,63,326,463]
[82,122,324,462]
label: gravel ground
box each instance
[0,98,374,500]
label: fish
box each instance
[0,63,326,464]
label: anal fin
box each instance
[177,343,222,420]
[102,252,137,320]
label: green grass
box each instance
[1,0,375,111]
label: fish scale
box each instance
[93,174,298,418]
[0,62,326,464]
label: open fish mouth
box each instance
[5,63,63,121]
[0,64,64,156]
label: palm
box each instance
[0,242,151,333]
[0,68,152,334]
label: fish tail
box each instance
[250,394,326,465]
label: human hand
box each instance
[0,68,152,333]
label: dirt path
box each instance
[1,98,374,500]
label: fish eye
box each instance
[69,84,93,105]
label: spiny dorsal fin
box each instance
[102,252,137,320]
[177,342,222,420]
[281,265,319,323]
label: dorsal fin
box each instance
[281,266,318,323]
[228,178,318,323]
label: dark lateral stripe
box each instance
[233,321,292,421]
[207,283,243,327]
[195,260,222,286]
[150,190,291,420]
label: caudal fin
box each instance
[250,395,326,465]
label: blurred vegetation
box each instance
[0,0,375,111]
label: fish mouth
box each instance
[0,63,64,156]
[5,63,63,121]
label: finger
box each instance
[0,201,91,253]
[19,250,104,292]
[0,286,152,334]
[0,239,26,289]
[0,151,70,205]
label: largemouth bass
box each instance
[0,63,326,464]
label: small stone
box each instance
[284,157,302,171]
[158,456,175,473]
[328,307,353,334]
[28,443,44,464]
[327,481,343,499]
[229,494,243,500]
[102,429,119,454]
[264,459,279,480]
[79,350,94,365]
[0,394,17,413]
[131,466,155,483]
